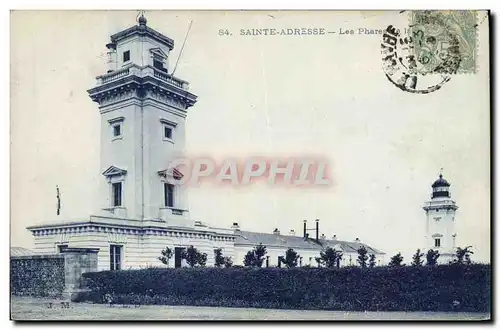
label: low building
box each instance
[233,225,385,267]
[10,247,34,257]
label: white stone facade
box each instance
[29,216,236,271]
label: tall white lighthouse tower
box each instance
[87,14,197,226]
[423,172,458,263]
[28,14,236,270]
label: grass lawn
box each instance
[10,296,491,321]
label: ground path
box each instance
[11,297,490,321]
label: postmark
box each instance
[381,10,477,94]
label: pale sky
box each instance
[10,10,490,262]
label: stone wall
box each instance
[10,248,99,298]
[11,254,65,297]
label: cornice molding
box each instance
[88,66,197,109]
[102,165,127,177]
[110,25,175,50]
[158,168,184,180]
[29,223,236,242]
[108,116,125,124]
[159,118,178,127]
[99,98,142,113]
[150,47,168,59]
[142,98,188,117]
[423,205,459,211]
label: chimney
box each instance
[231,222,240,231]
[273,228,280,235]
[355,237,360,243]
[332,234,337,240]
[289,229,296,236]
[320,233,326,240]
[315,219,319,241]
[303,220,307,238]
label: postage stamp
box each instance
[381,10,477,94]
[410,10,477,75]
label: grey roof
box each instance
[111,24,174,50]
[322,239,385,255]
[10,247,33,257]
[235,231,321,250]
[234,231,384,254]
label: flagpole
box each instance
[56,185,61,216]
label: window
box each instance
[112,182,122,207]
[108,117,124,139]
[57,244,68,253]
[153,59,164,70]
[113,124,121,137]
[164,183,174,207]
[164,126,173,139]
[123,50,130,62]
[110,245,122,270]
[434,238,441,248]
[160,119,176,141]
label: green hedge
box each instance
[74,264,491,312]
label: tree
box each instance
[243,250,256,266]
[254,244,267,267]
[368,254,376,268]
[181,245,207,267]
[158,247,173,266]
[198,253,208,267]
[388,252,404,267]
[426,249,440,266]
[357,246,369,268]
[411,249,424,266]
[223,256,233,268]
[454,246,474,265]
[214,248,225,267]
[316,247,343,268]
[282,248,300,268]
[243,243,268,267]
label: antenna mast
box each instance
[172,20,193,77]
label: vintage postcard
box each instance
[10,10,490,321]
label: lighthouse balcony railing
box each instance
[424,200,457,207]
[97,64,190,90]
[100,67,131,84]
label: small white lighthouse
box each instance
[423,171,458,264]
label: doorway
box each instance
[174,247,185,268]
